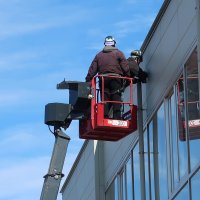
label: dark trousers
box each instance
[100,78,122,119]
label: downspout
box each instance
[94,140,105,200]
[137,82,146,200]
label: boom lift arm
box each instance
[40,82,91,200]
[40,63,142,199]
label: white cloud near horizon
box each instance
[0,156,49,199]
[0,147,81,200]
[0,120,83,200]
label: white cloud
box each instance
[0,123,51,155]
[0,89,50,107]
[0,156,49,200]
[0,51,46,70]
[0,155,76,200]
[0,3,90,40]
[0,152,81,200]
[0,121,82,158]
[0,70,72,108]
[0,121,83,200]
[114,16,155,37]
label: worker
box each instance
[127,50,148,83]
[85,35,130,119]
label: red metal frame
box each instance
[79,75,137,141]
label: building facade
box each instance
[61,0,200,199]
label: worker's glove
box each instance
[138,68,148,83]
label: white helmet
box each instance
[104,36,116,46]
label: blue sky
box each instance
[0,0,163,199]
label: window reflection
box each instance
[133,144,141,200]
[173,183,189,200]
[185,49,200,137]
[149,122,155,200]
[177,48,200,170]
[126,158,133,200]
[120,170,126,200]
[176,75,189,178]
[177,75,186,141]
[144,129,150,200]
[157,104,168,199]
[170,93,179,188]
[115,178,119,200]
[185,48,200,169]
[177,48,200,142]
[191,168,200,200]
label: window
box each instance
[105,178,119,200]
[119,170,126,200]
[170,92,179,188]
[165,78,188,195]
[185,48,200,170]
[157,103,168,199]
[167,87,188,189]
[126,158,133,200]
[149,122,155,200]
[106,156,134,200]
[133,143,141,200]
[167,47,200,198]
[191,168,200,200]
[144,129,150,199]
[173,183,189,200]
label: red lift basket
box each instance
[79,75,137,141]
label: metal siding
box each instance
[104,132,138,188]
[144,0,196,120]
[62,141,95,200]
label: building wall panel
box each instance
[143,0,196,118]
[62,141,95,200]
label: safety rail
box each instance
[79,74,138,141]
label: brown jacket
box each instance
[127,57,140,76]
[85,46,130,82]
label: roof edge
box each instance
[141,0,171,52]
